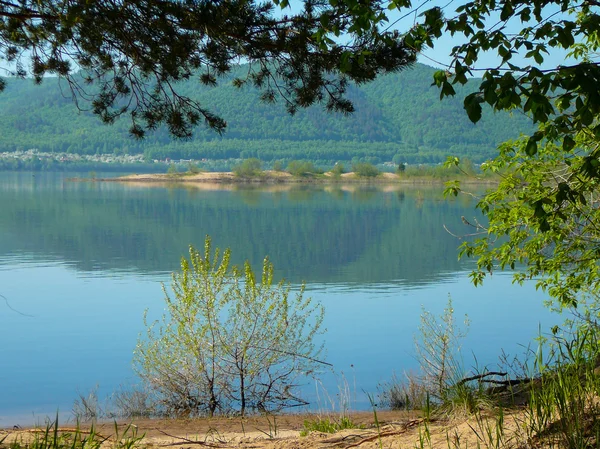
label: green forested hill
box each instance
[0,63,533,165]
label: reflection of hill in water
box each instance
[0,173,480,285]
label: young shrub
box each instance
[134,237,325,417]
[72,386,101,421]
[233,158,262,177]
[109,386,156,418]
[378,372,428,410]
[412,297,490,417]
[415,297,469,403]
[352,162,379,177]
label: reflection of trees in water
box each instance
[351,187,378,203]
[0,176,478,284]
[328,187,346,201]
[286,186,317,203]
[235,189,262,206]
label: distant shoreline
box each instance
[70,171,498,185]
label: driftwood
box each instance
[317,418,426,449]
[153,429,227,448]
[342,418,425,448]
[456,371,509,386]
[457,372,533,388]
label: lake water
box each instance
[0,172,557,426]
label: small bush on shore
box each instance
[380,298,486,417]
[233,158,263,177]
[134,236,325,417]
[287,160,321,176]
[378,372,428,410]
[330,163,345,176]
[187,163,202,174]
[110,386,156,418]
[352,162,379,177]
[72,386,101,421]
[166,163,179,175]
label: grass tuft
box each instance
[299,416,363,436]
[1,417,143,449]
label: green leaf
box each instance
[563,135,575,151]
[432,70,447,87]
[500,2,514,21]
[443,184,460,197]
[556,182,571,203]
[464,93,483,123]
[453,62,469,84]
[441,81,456,98]
[525,137,538,156]
[533,201,546,218]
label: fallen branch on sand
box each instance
[153,428,227,448]
[320,418,426,448]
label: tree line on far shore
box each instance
[0,64,533,167]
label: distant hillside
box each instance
[0,63,534,165]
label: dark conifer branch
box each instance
[0,0,416,138]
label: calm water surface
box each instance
[0,172,556,425]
